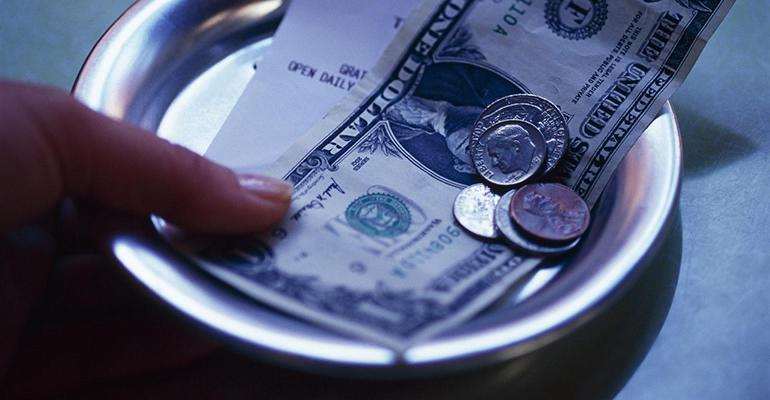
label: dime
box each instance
[471,94,569,175]
[453,183,501,239]
[495,190,581,255]
[472,120,546,187]
[509,183,590,243]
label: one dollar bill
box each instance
[187,0,734,349]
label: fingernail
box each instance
[237,174,293,201]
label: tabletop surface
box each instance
[1,1,768,399]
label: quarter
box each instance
[471,94,569,175]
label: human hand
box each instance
[0,81,292,398]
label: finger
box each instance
[0,227,56,382]
[55,198,98,255]
[0,82,292,234]
[4,313,218,399]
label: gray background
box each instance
[1,0,768,398]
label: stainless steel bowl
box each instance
[73,0,681,378]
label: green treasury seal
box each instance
[345,193,411,238]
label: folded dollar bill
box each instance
[185,0,734,350]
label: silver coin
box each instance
[495,190,581,255]
[453,183,501,238]
[471,94,569,175]
[471,120,546,187]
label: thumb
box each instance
[0,82,291,234]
